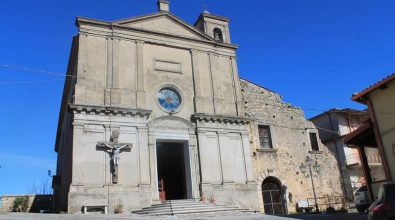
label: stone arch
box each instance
[256,173,288,214]
[148,116,195,131]
[213,27,223,42]
[261,176,286,215]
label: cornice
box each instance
[69,104,151,118]
[191,113,251,125]
[194,12,230,26]
[202,13,230,22]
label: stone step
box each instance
[141,201,235,208]
[138,205,239,213]
[134,207,245,215]
[144,203,231,209]
[132,199,253,216]
[148,202,204,207]
[162,199,196,202]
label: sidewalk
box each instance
[285,213,367,220]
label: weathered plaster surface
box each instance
[240,79,343,212]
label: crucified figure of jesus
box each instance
[97,131,132,184]
[103,142,128,168]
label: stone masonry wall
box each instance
[1,195,52,213]
[240,78,343,213]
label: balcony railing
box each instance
[345,153,360,166]
[367,154,382,165]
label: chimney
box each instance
[157,0,170,12]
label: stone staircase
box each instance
[132,199,255,216]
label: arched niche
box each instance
[148,116,195,135]
[213,27,224,42]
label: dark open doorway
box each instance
[262,176,286,215]
[156,142,190,200]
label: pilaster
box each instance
[188,130,201,199]
[218,131,231,183]
[241,132,255,183]
[111,38,121,105]
[148,131,160,202]
[136,41,146,109]
[74,35,88,104]
[77,34,87,86]
[71,122,85,185]
[105,37,113,106]
[191,49,204,113]
[230,56,245,116]
[138,127,150,185]
[209,53,224,115]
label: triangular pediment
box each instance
[113,13,213,41]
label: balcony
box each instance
[345,153,382,166]
[367,154,382,166]
[346,153,360,166]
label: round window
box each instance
[157,87,181,111]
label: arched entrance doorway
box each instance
[262,177,285,215]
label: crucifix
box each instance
[97,131,132,184]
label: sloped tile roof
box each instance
[352,73,395,104]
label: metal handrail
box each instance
[306,195,350,209]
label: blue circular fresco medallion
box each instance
[157,88,181,111]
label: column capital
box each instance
[137,127,149,132]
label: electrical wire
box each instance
[0,64,76,78]
[2,64,395,116]
[0,79,65,85]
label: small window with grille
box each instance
[258,125,272,149]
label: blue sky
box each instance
[1,0,395,195]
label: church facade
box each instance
[54,1,342,214]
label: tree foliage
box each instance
[12,196,29,212]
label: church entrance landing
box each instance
[156,141,192,200]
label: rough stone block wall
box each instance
[0,195,52,213]
[240,79,343,213]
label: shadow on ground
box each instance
[283,213,368,220]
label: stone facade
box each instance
[240,79,343,213]
[54,1,342,214]
[54,2,256,214]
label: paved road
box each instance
[284,213,367,220]
[0,213,367,220]
[0,213,296,220]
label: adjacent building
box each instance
[310,109,384,200]
[54,1,342,214]
[344,73,395,199]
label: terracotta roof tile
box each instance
[352,73,395,104]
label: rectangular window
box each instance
[258,125,272,149]
[309,133,319,151]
